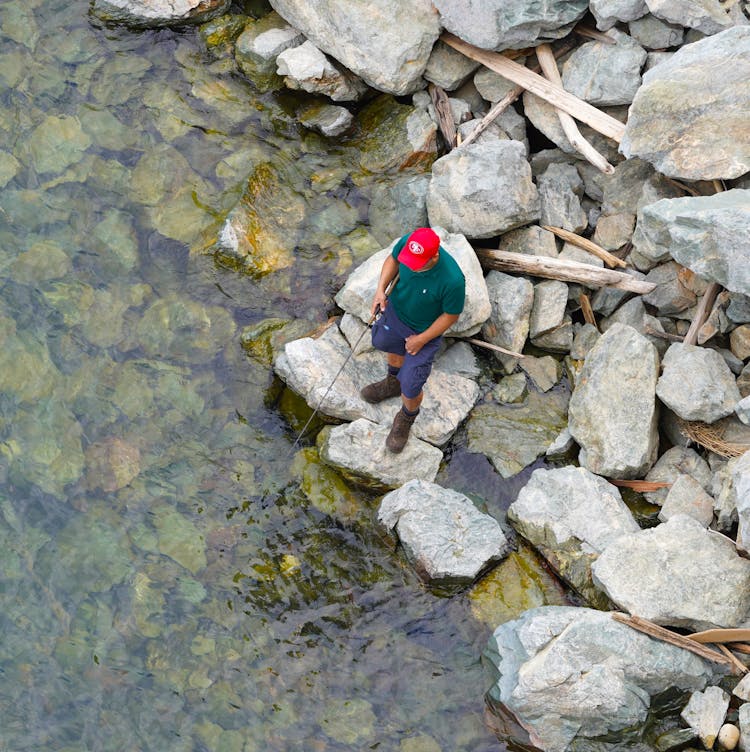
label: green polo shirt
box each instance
[388,234,465,333]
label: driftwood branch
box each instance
[536,45,615,175]
[717,644,749,674]
[466,338,525,358]
[683,282,722,346]
[612,613,739,672]
[442,32,626,143]
[543,225,626,268]
[579,293,597,328]
[573,24,617,44]
[609,479,670,492]
[429,83,457,149]
[687,628,750,644]
[476,248,656,294]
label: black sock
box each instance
[402,405,419,417]
[387,365,400,377]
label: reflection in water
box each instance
[0,1,542,749]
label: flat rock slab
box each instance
[334,230,491,339]
[378,479,510,588]
[319,419,442,489]
[633,189,750,297]
[656,342,741,423]
[568,323,659,479]
[621,27,750,180]
[591,514,750,631]
[508,466,639,608]
[466,388,569,479]
[275,325,480,446]
[485,606,716,752]
[92,0,230,27]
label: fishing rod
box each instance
[291,274,399,450]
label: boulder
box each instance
[644,446,713,506]
[568,323,660,479]
[91,0,229,28]
[537,163,587,233]
[334,230,491,338]
[433,0,589,50]
[508,466,639,608]
[466,388,569,478]
[590,0,648,29]
[367,175,430,246]
[738,395,750,426]
[319,419,442,489]
[621,27,750,180]
[298,103,353,137]
[561,28,647,106]
[658,473,715,526]
[632,190,750,295]
[656,342,741,423]
[423,41,479,91]
[681,687,731,751]
[481,271,533,374]
[591,514,750,630]
[276,41,369,101]
[726,451,750,554]
[484,606,717,752]
[274,325,480,446]
[530,281,568,341]
[642,261,697,315]
[426,140,540,239]
[496,225,559,257]
[378,479,510,588]
[645,0,737,35]
[269,0,440,95]
[628,14,685,49]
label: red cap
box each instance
[397,228,440,271]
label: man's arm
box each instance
[405,312,460,355]
[370,254,399,317]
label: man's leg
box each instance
[361,312,407,404]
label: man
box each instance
[361,227,465,453]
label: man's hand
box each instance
[370,289,388,318]
[405,333,426,355]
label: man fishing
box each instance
[361,227,465,453]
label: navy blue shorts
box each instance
[370,304,442,399]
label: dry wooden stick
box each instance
[612,613,739,671]
[543,225,626,268]
[729,643,750,655]
[466,338,525,358]
[688,628,750,644]
[536,45,615,175]
[459,42,574,150]
[717,644,749,674]
[683,282,722,346]
[476,248,656,294]
[579,293,597,328]
[609,479,671,492]
[644,325,684,343]
[429,83,457,149]
[574,24,617,44]
[442,32,626,143]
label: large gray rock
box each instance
[269,0,440,95]
[276,41,369,101]
[592,514,750,630]
[427,140,540,239]
[656,342,741,423]
[568,323,660,479]
[274,325,480,446]
[621,27,750,180]
[628,13,685,49]
[645,0,737,35]
[632,190,750,296]
[320,419,442,489]
[423,41,479,91]
[530,280,568,341]
[561,29,648,106]
[681,687,731,750]
[466,389,569,478]
[378,479,510,588]
[91,0,229,27]
[334,230,491,338]
[721,451,750,554]
[367,176,430,246]
[481,271,533,374]
[644,445,713,506]
[433,0,589,50]
[484,606,717,752]
[537,164,587,233]
[508,466,639,608]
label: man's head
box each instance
[397,227,440,271]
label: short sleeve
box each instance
[391,234,409,261]
[443,276,465,315]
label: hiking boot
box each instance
[360,374,401,404]
[385,408,417,454]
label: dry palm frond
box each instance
[678,419,750,458]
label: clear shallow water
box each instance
[0,2,546,749]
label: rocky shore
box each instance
[98,0,750,750]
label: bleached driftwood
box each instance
[543,225,626,268]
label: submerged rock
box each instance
[621,27,750,180]
[592,514,750,630]
[508,466,639,608]
[568,323,660,479]
[91,0,230,28]
[378,479,510,588]
[484,606,717,752]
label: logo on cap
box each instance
[408,241,425,255]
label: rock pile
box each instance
[97,1,750,750]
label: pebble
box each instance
[717,723,740,751]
